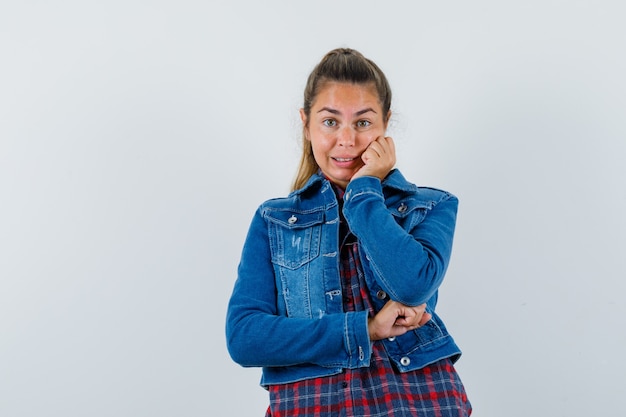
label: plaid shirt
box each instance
[266,185,471,417]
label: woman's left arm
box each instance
[342,176,458,306]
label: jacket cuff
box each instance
[344,311,372,368]
[343,176,383,205]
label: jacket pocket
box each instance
[389,198,431,230]
[266,210,323,269]
[394,314,448,354]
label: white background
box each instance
[2,1,625,416]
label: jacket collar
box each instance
[293,169,418,196]
[380,169,419,193]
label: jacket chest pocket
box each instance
[390,199,431,230]
[266,211,323,270]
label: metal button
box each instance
[400,356,411,366]
[376,290,387,300]
[387,336,396,342]
[398,203,407,213]
[288,215,297,224]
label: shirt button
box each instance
[398,203,408,213]
[341,382,348,388]
[387,336,396,342]
[288,215,297,224]
[400,357,411,366]
[376,290,387,300]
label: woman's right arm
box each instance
[225,208,371,369]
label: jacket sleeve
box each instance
[342,176,458,306]
[225,207,371,369]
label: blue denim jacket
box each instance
[226,170,462,387]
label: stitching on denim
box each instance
[325,290,341,300]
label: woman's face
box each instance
[301,81,389,189]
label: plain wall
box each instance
[1,1,625,415]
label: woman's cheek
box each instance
[359,133,378,148]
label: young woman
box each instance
[226,47,472,417]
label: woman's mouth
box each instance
[331,156,360,169]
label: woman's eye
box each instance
[356,120,371,128]
[323,119,337,127]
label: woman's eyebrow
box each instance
[355,108,377,116]
[317,107,377,116]
[317,107,340,114]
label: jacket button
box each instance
[288,215,297,224]
[400,356,411,366]
[376,290,387,300]
[398,203,407,213]
[387,336,396,342]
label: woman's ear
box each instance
[385,110,392,129]
[299,108,307,124]
[300,108,310,140]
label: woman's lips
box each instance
[331,156,360,168]
[332,156,356,162]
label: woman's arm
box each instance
[342,176,458,306]
[225,208,371,369]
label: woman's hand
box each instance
[367,300,432,341]
[351,136,396,183]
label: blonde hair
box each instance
[291,48,392,191]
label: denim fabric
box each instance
[226,170,462,386]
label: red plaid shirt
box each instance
[266,185,471,417]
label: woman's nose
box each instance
[337,126,356,147]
